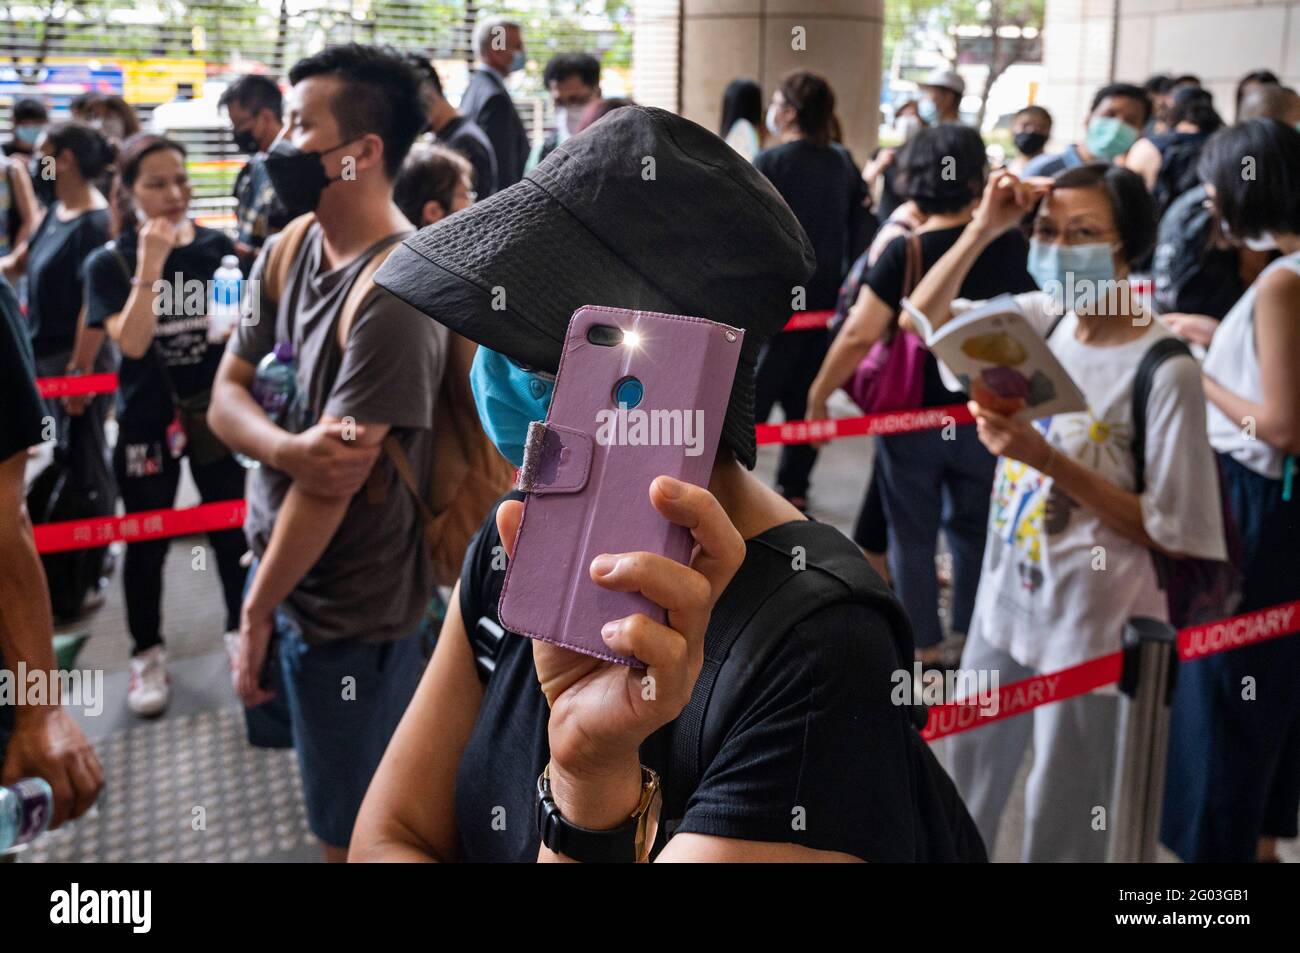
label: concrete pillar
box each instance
[679,0,885,163]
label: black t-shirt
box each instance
[0,276,45,462]
[452,492,939,862]
[24,204,110,358]
[754,140,874,311]
[866,225,1037,407]
[83,226,234,433]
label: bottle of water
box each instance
[208,254,243,343]
[0,777,54,852]
[236,341,297,470]
[252,340,297,424]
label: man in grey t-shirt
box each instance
[208,44,440,861]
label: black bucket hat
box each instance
[374,104,816,468]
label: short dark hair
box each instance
[1015,105,1052,127]
[42,121,116,181]
[393,142,470,227]
[1172,74,1202,88]
[543,53,600,89]
[1199,118,1300,241]
[778,70,836,148]
[896,123,987,215]
[68,92,100,120]
[1235,68,1280,109]
[404,53,444,99]
[1167,85,1222,133]
[1143,74,1174,96]
[1052,163,1156,265]
[1089,83,1152,125]
[288,43,425,179]
[219,74,283,120]
[13,97,47,124]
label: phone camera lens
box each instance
[612,376,643,408]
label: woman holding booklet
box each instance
[904,163,1228,862]
[808,124,1037,670]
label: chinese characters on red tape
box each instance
[32,500,246,554]
[35,373,120,399]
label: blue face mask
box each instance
[15,124,43,147]
[470,346,554,467]
[918,98,940,125]
[1027,238,1119,310]
[509,49,527,73]
[1084,116,1138,160]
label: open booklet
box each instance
[899,293,1087,421]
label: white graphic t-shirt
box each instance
[950,291,1227,673]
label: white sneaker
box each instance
[127,645,170,717]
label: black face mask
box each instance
[1014,131,1048,157]
[233,127,260,155]
[29,157,56,207]
[263,137,354,218]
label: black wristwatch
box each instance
[535,763,662,863]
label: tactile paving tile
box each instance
[20,707,313,863]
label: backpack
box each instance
[1131,336,1241,627]
[1152,185,1242,319]
[26,414,114,621]
[472,518,988,862]
[261,213,515,586]
[1152,132,1210,224]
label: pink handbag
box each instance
[847,232,928,413]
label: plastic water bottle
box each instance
[252,341,297,424]
[0,777,54,851]
[237,341,297,470]
[208,254,243,343]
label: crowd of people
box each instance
[0,21,1297,865]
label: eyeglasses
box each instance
[1031,222,1120,246]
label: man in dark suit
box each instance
[458,15,530,189]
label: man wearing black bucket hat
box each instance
[352,106,985,863]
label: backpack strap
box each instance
[1130,335,1193,494]
[666,520,919,807]
[258,212,316,308]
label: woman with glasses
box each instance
[905,164,1228,861]
[808,124,1036,669]
[393,142,475,229]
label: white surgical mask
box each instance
[1244,232,1279,252]
[897,115,921,141]
[765,103,782,137]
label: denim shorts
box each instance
[275,610,431,849]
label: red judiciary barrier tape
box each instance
[782,310,835,332]
[1177,599,1300,661]
[756,402,974,446]
[921,651,1123,742]
[35,373,120,399]
[33,500,246,554]
[922,600,1300,741]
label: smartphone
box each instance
[497,305,743,666]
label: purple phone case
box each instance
[497,305,743,666]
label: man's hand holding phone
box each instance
[495,475,745,830]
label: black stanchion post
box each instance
[1107,616,1178,863]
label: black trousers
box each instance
[112,431,248,654]
[753,328,828,499]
